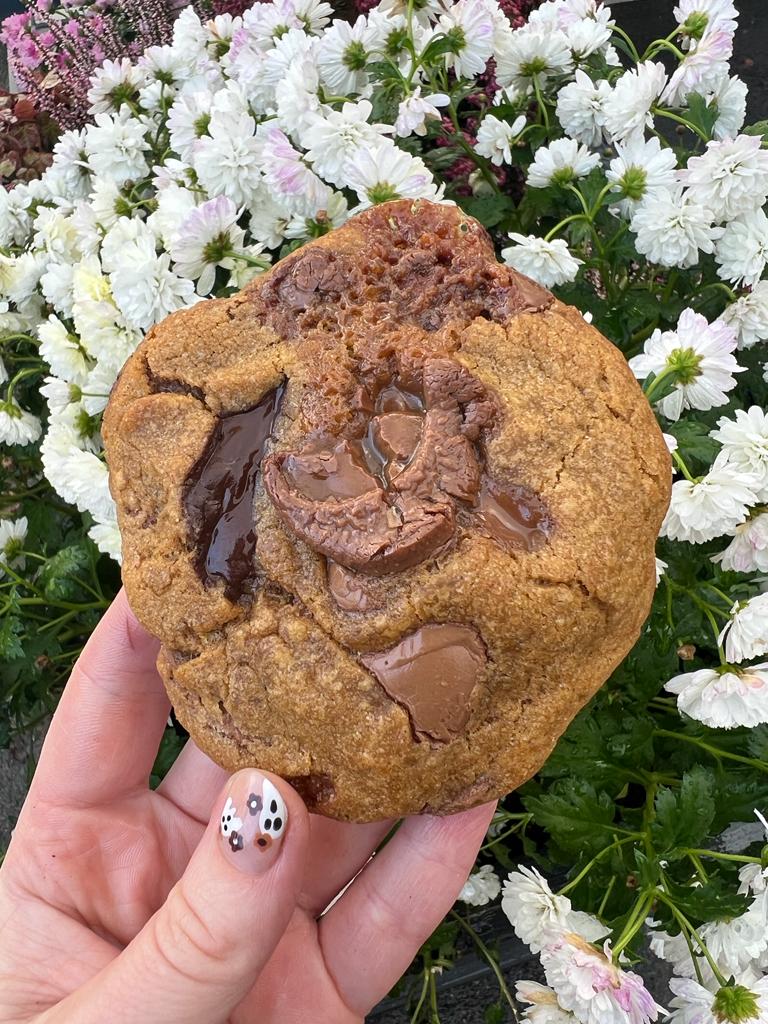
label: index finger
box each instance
[29,589,168,808]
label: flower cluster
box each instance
[2,0,768,1019]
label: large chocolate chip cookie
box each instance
[103,199,670,822]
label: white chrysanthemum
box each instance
[259,124,332,217]
[275,55,324,147]
[495,25,572,93]
[87,57,147,114]
[711,72,748,140]
[713,515,768,573]
[50,129,91,202]
[32,208,81,262]
[88,517,122,561]
[702,890,768,978]
[345,141,443,210]
[666,664,768,728]
[720,594,768,664]
[111,252,197,332]
[435,0,495,79]
[459,864,501,907]
[630,188,722,269]
[564,17,612,62]
[316,16,375,94]
[501,234,581,288]
[139,44,188,89]
[711,406,768,501]
[167,91,212,163]
[527,137,599,188]
[394,88,449,139]
[555,71,611,147]
[661,467,757,544]
[606,136,678,217]
[247,191,292,249]
[303,100,393,187]
[40,377,78,417]
[39,261,75,319]
[37,315,89,384]
[0,400,42,446]
[603,61,667,142]
[656,557,668,584]
[542,934,664,1024]
[662,29,732,106]
[284,190,348,239]
[674,0,738,37]
[193,102,263,208]
[739,863,768,896]
[41,421,114,522]
[84,109,150,186]
[501,866,605,953]
[475,114,526,167]
[146,182,199,250]
[516,981,578,1024]
[668,975,768,1024]
[629,309,742,421]
[720,282,768,349]
[715,210,768,288]
[680,135,768,222]
[0,516,28,575]
[170,195,249,296]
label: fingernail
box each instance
[218,771,288,874]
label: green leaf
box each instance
[484,1004,505,1024]
[747,725,768,761]
[651,766,715,858]
[524,779,616,856]
[459,194,516,228]
[685,92,719,138]
[664,874,748,923]
[0,615,24,661]
[711,774,768,832]
[419,33,459,64]
[666,419,719,469]
[37,543,94,603]
[633,848,661,890]
[743,120,768,139]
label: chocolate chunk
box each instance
[273,250,348,312]
[327,561,379,612]
[362,624,486,742]
[476,481,551,552]
[184,386,284,600]
[281,441,379,502]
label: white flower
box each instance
[39,262,75,319]
[662,467,757,544]
[555,71,611,147]
[475,114,526,167]
[711,73,748,140]
[714,515,768,573]
[259,124,332,217]
[84,109,150,186]
[662,29,732,106]
[345,140,443,210]
[147,182,199,250]
[720,594,768,664]
[167,91,212,163]
[110,253,197,332]
[666,664,768,728]
[41,421,114,521]
[193,102,262,207]
[501,234,581,288]
[564,16,612,63]
[87,57,146,114]
[435,0,495,79]
[739,863,768,896]
[495,25,572,93]
[501,866,605,953]
[394,89,449,139]
[0,403,42,447]
[88,517,122,561]
[606,136,678,217]
[284,190,348,239]
[631,188,722,269]
[716,210,768,288]
[316,16,375,94]
[50,129,91,201]
[629,309,742,421]
[247,192,292,249]
[459,864,501,907]
[170,195,248,296]
[0,516,28,575]
[680,135,768,222]
[656,557,668,584]
[220,795,243,836]
[516,981,578,1024]
[711,406,768,501]
[701,890,768,978]
[541,934,664,1024]
[527,138,600,188]
[668,975,768,1024]
[38,315,89,384]
[720,282,768,349]
[303,100,393,187]
[674,0,738,37]
[275,54,324,147]
[603,61,667,143]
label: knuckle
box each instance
[148,882,233,985]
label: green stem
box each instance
[688,852,709,883]
[544,213,591,242]
[656,729,768,774]
[644,38,686,61]
[558,835,638,896]
[597,875,616,919]
[652,107,709,142]
[643,364,678,403]
[671,449,697,483]
[682,848,762,865]
[410,967,430,1024]
[611,24,641,63]
[449,912,518,1014]
[533,79,550,132]
[612,889,655,960]
[655,891,728,986]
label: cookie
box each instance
[103,199,670,822]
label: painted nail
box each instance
[218,771,288,874]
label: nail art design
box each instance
[219,773,287,872]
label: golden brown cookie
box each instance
[103,199,670,823]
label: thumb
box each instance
[52,770,308,1024]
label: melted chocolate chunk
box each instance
[327,561,379,612]
[476,481,552,552]
[282,441,379,502]
[362,624,487,742]
[184,386,285,600]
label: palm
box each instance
[0,594,493,1024]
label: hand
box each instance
[0,591,494,1024]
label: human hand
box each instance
[0,591,494,1023]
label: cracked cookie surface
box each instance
[103,199,671,823]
